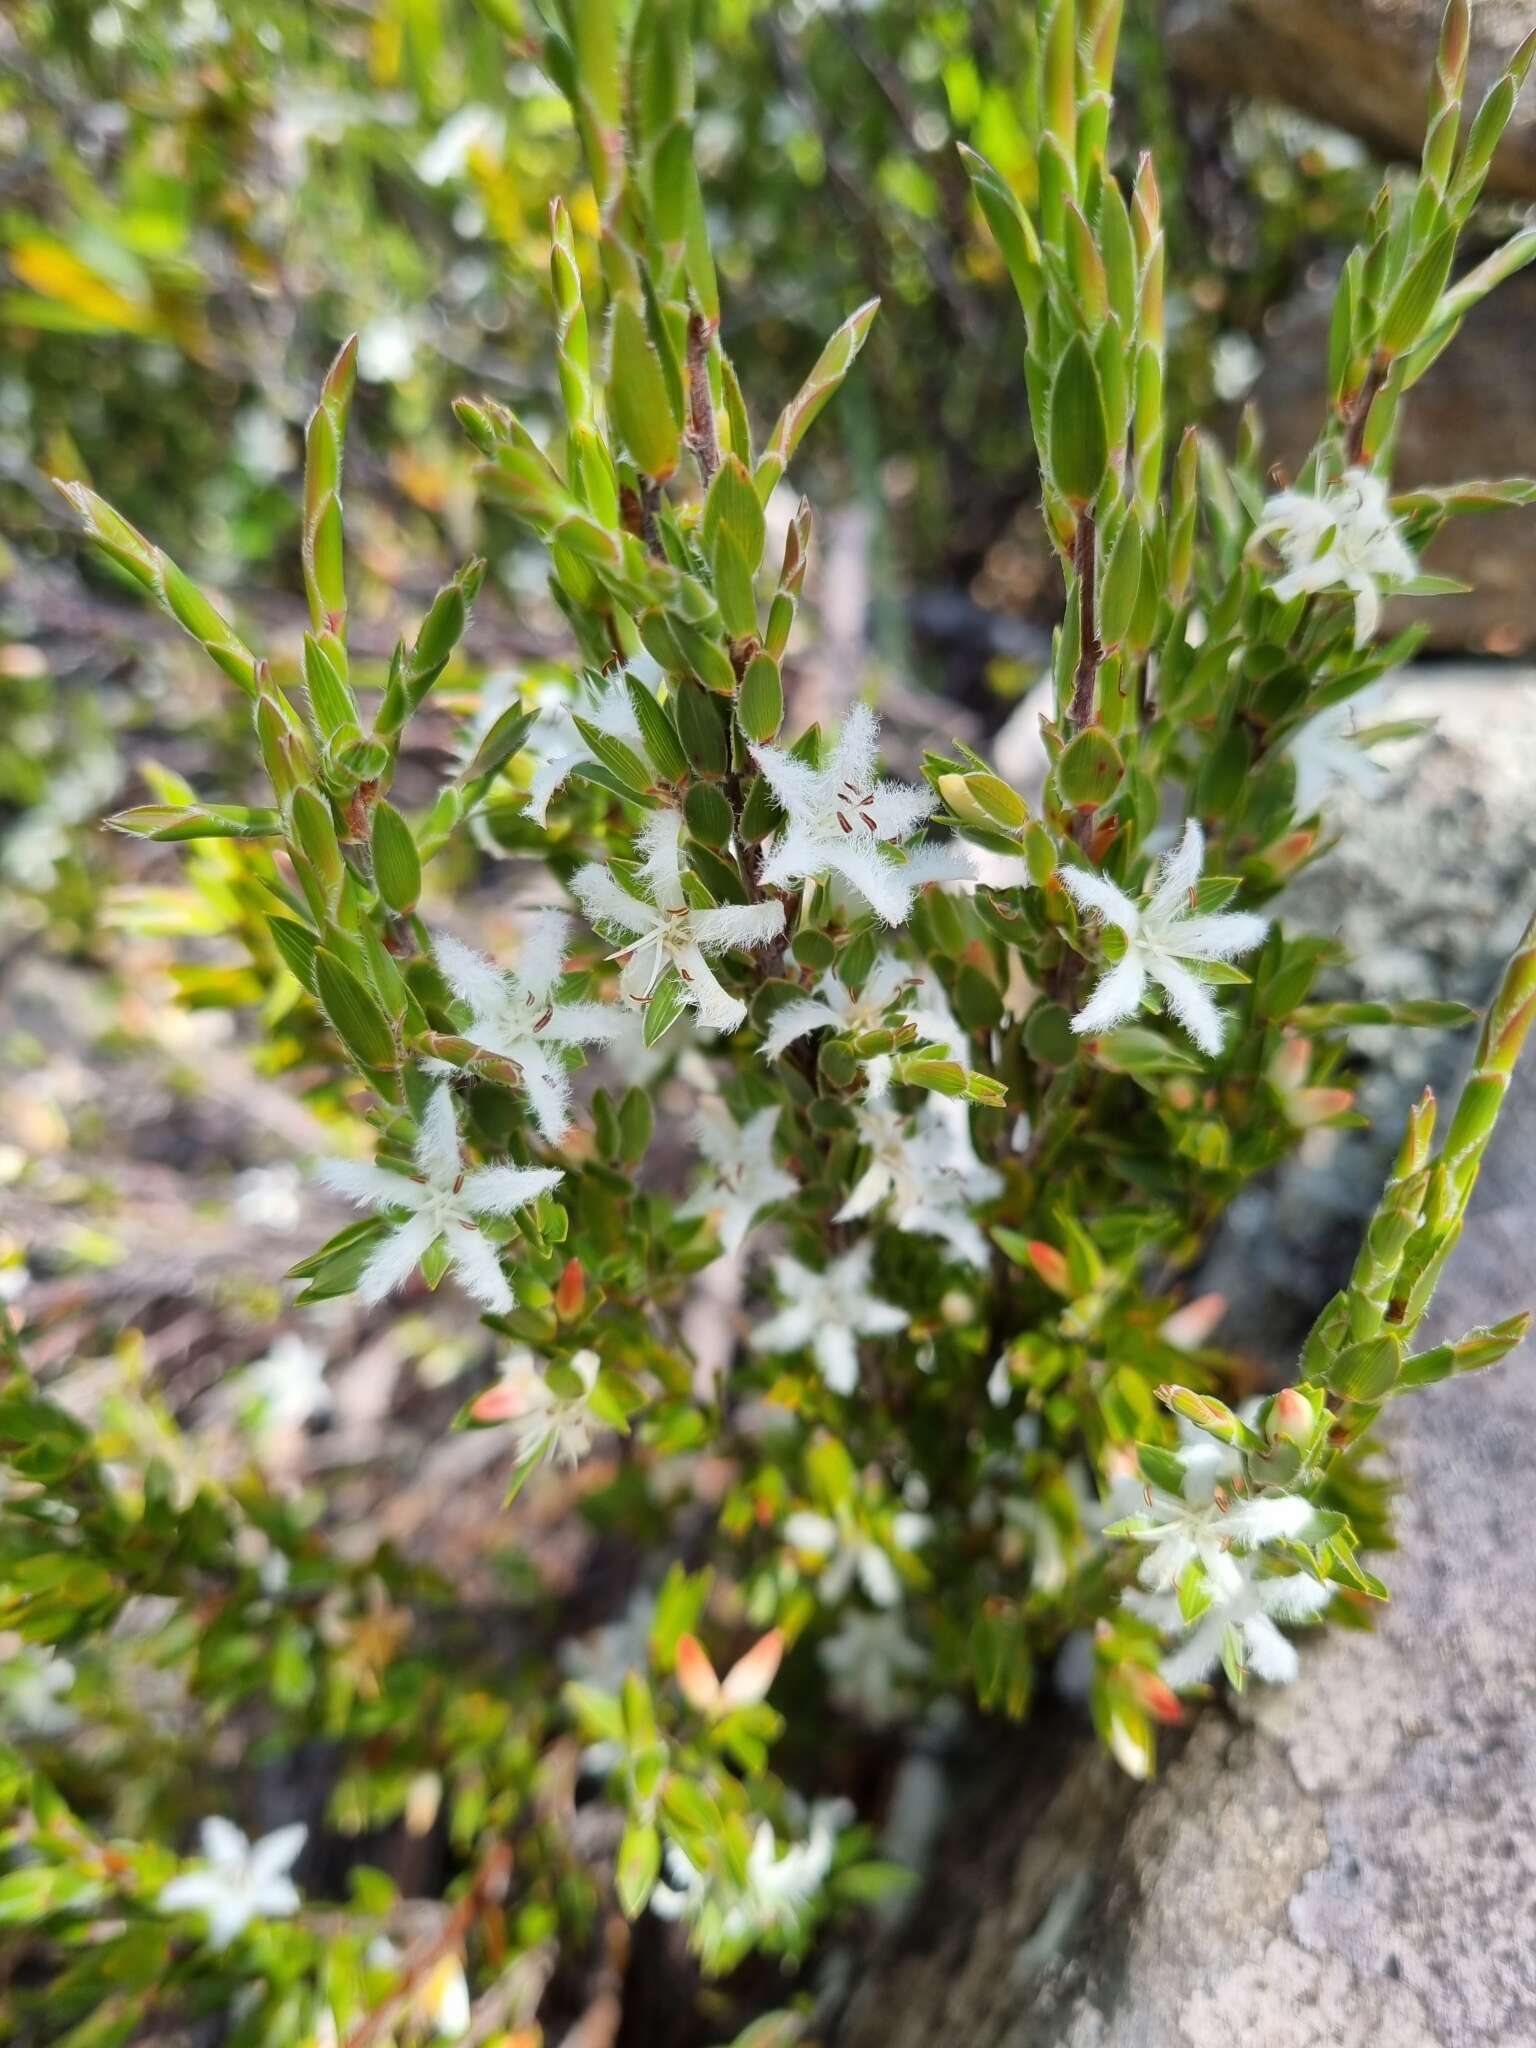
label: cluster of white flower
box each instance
[1111,1422,1331,1690]
[1254,465,1416,647]
[651,1799,850,1950]
[469,1346,604,1471]
[782,1499,932,1609]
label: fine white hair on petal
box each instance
[519,1047,572,1142]
[1146,820,1205,920]
[899,839,976,890]
[867,780,938,841]
[760,994,840,1061]
[1146,955,1226,1058]
[639,807,687,904]
[1057,862,1140,929]
[1159,1618,1226,1690]
[1224,1494,1314,1546]
[415,1085,464,1185]
[1241,1612,1300,1684]
[678,947,748,1033]
[829,700,879,792]
[356,1213,438,1306]
[572,863,650,938]
[445,1222,514,1313]
[462,1162,565,1215]
[692,899,786,955]
[318,1158,415,1210]
[1170,909,1271,963]
[434,931,508,1016]
[516,908,571,1003]
[1254,1570,1335,1624]
[1071,952,1148,1037]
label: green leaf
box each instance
[672,679,729,776]
[644,967,689,1047]
[756,298,880,498]
[702,453,766,571]
[1056,728,1124,808]
[683,780,735,847]
[1048,334,1109,508]
[313,949,397,1070]
[709,524,758,639]
[573,714,655,797]
[371,802,422,914]
[735,651,783,745]
[609,298,681,480]
[626,675,689,783]
[1381,229,1457,355]
[616,1819,662,1917]
[106,803,283,842]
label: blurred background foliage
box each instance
[2,0,1381,630]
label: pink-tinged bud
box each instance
[1159,1293,1227,1351]
[1127,1665,1184,1726]
[674,1634,720,1713]
[1265,1387,1314,1449]
[469,1379,524,1424]
[1026,1242,1072,1296]
[555,1257,585,1320]
[719,1629,784,1709]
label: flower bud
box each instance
[1265,1387,1315,1449]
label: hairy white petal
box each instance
[445,1222,514,1313]
[1072,951,1149,1036]
[357,1213,439,1304]
[1057,863,1140,931]
[318,1158,419,1212]
[1147,955,1227,1057]
[415,1086,464,1186]
[462,1163,565,1215]
[572,863,651,939]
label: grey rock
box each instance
[1168,0,1536,199]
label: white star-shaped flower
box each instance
[158,1818,306,1950]
[470,1345,603,1470]
[1057,820,1269,1058]
[819,1609,928,1725]
[750,1239,907,1395]
[1284,684,1392,815]
[835,1098,1000,1269]
[782,1505,931,1608]
[319,1084,563,1314]
[759,951,915,1065]
[652,1802,845,1950]
[519,672,646,826]
[1253,466,1416,646]
[573,808,784,1034]
[1116,1484,1316,1603]
[750,703,972,926]
[761,952,972,1100]
[429,912,619,1142]
[677,1104,797,1255]
[1125,1554,1333,1690]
